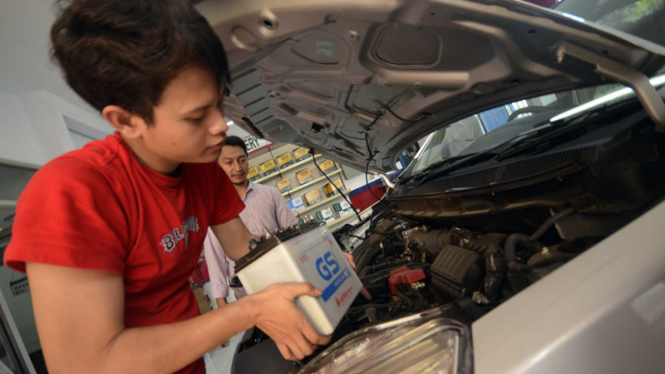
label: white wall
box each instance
[1,0,111,168]
[0,91,47,168]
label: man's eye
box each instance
[188,117,204,124]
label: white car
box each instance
[202,0,665,372]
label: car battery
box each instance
[304,189,322,206]
[319,160,337,174]
[316,207,335,224]
[323,179,345,197]
[296,168,313,185]
[234,221,362,335]
[260,159,278,177]
[276,152,294,169]
[288,197,305,213]
[293,147,312,162]
[276,178,292,193]
[247,167,261,182]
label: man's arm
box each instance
[272,188,298,228]
[28,263,329,374]
[203,228,232,305]
[211,216,252,262]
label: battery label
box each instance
[321,268,351,302]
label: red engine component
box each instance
[388,266,426,294]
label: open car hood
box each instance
[199,0,665,172]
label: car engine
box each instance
[231,100,665,374]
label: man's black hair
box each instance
[224,136,248,156]
[50,0,229,123]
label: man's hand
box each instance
[343,252,356,268]
[245,283,331,360]
[342,252,372,300]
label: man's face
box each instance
[219,145,249,185]
[137,64,228,165]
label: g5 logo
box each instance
[316,252,340,281]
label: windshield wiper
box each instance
[402,153,480,183]
[411,123,567,187]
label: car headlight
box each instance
[299,307,473,374]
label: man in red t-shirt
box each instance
[4,1,330,373]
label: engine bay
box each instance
[231,100,665,374]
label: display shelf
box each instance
[282,169,342,197]
[296,191,350,215]
[326,212,358,228]
[253,155,322,184]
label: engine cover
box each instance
[431,245,484,299]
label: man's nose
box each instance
[209,107,228,136]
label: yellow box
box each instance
[247,167,260,182]
[277,178,292,193]
[296,168,313,185]
[276,152,294,169]
[293,147,311,162]
[260,159,278,176]
[320,160,337,174]
[323,179,345,197]
[304,189,322,206]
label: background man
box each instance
[204,136,298,308]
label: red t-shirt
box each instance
[5,132,244,374]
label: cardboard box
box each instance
[293,147,312,162]
[247,167,261,182]
[320,160,337,174]
[323,178,345,197]
[296,168,313,185]
[304,189,323,206]
[287,197,305,213]
[316,207,335,223]
[277,178,292,193]
[333,201,352,213]
[276,152,294,169]
[260,159,278,176]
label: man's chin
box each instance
[232,178,248,185]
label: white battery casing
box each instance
[236,225,361,335]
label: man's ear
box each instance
[102,105,146,140]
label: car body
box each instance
[198,0,665,372]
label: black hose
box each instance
[483,252,506,304]
[505,233,541,272]
[356,245,382,275]
[394,288,414,310]
[530,207,575,242]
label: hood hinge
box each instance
[557,42,665,129]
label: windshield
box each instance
[409,74,665,175]
[405,0,665,175]
[556,0,665,46]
